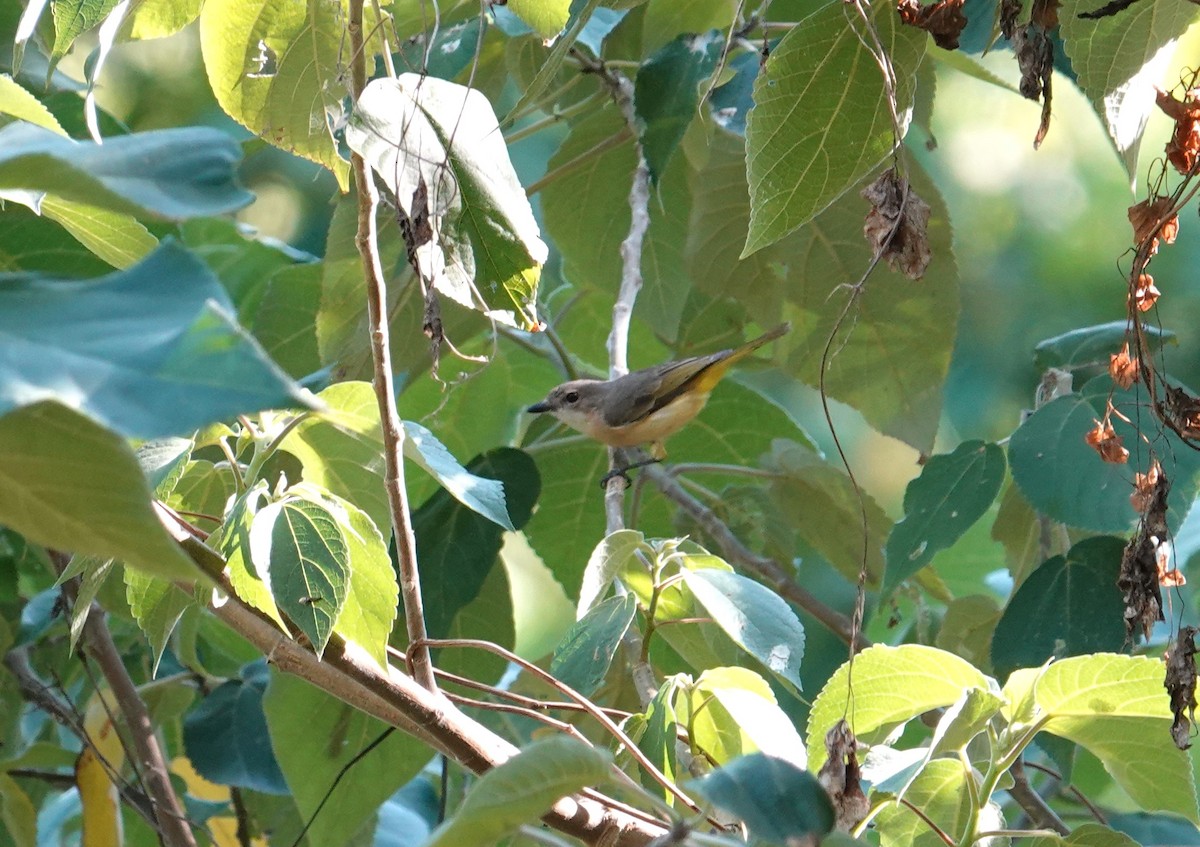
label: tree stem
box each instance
[346,0,436,691]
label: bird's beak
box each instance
[527,400,552,413]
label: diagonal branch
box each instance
[346,0,436,691]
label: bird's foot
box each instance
[599,457,663,489]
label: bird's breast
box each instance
[602,390,712,447]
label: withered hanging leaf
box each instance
[1156,87,1200,175]
[1166,626,1198,750]
[1010,25,1055,147]
[1165,386,1200,439]
[1084,417,1129,464]
[817,720,870,832]
[423,287,443,377]
[1078,0,1144,18]
[1030,0,1060,27]
[1128,196,1179,255]
[1130,273,1161,312]
[1120,530,1165,640]
[397,177,435,270]
[896,0,968,49]
[1109,342,1138,390]
[861,168,933,280]
[1131,460,1161,513]
[1000,0,1023,39]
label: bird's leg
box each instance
[599,448,663,488]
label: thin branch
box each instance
[1008,759,1070,836]
[1021,760,1107,825]
[642,464,868,649]
[347,0,437,691]
[55,566,196,847]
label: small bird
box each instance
[528,323,790,482]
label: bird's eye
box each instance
[564,391,579,404]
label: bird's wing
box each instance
[600,354,724,427]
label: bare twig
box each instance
[347,0,437,691]
[54,566,196,847]
[1008,759,1070,836]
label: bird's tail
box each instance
[728,322,791,362]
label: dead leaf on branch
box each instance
[1131,460,1161,514]
[1130,273,1161,312]
[1120,464,1170,640]
[817,720,870,832]
[861,168,933,279]
[896,0,968,49]
[1128,196,1179,255]
[1166,626,1198,749]
[1109,343,1138,390]
[1011,24,1054,147]
[1084,415,1129,464]
[1000,0,1022,39]
[1077,0,1144,19]
[1165,385,1200,439]
[1156,87,1200,174]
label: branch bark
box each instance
[51,559,196,847]
[346,0,436,691]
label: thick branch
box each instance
[347,0,436,690]
[643,465,869,650]
[206,582,669,846]
[1008,759,1070,836]
[52,565,195,847]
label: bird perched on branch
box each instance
[527,323,791,484]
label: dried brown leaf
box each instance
[1166,626,1198,749]
[1109,342,1138,390]
[861,169,933,280]
[817,720,870,832]
[896,0,968,49]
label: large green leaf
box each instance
[264,671,427,847]
[874,758,982,847]
[807,644,992,771]
[504,0,607,123]
[250,495,350,658]
[1033,321,1175,372]
[198,0,362,188]
[766,441,891,584]
[331,494,398,670]
[883,441,1006,597]
[1035,654,1199,822]
[0,204,113,277]
[690,753,834,844]
[182,661,289,794]
[409,449,539,642]
[37,195,157,270]
[0,122,253,218]
[682,568,806,691]
[1008,384,1200,533]
[1059,0,1199,177]
[0,401,197,580]
[50,0,121,62]
[991,536,1127,679]
[425,736,612,847]
[346,75,546,329]
[743,0,927,254]
[0,240,310,438]
[125,569,193,676]
[634,31,722,184]
[688,667,808,767]
[550,594,637,696]
[125,0,203,39]
[0,74,66,134]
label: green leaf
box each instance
[991,480,1042,587]
[765,440,891,583]
[935,594,1001,671]
[1033,321,1175,371]
[577,529,647,617]
[38,195,157,269]
[198,0,357,189]
[689,667,808,767]
[634,31,723,183]
[0,203,113,277]
[807,644,992,771]
[125,569,193,676]
[875,759,982,847]
[743,0,927,254]
[550,593,637,696]
[0,74,66,134]
[1058,0,1200,177]
[507,0,571,40]
[0,240,310,438]
[65,557,113,652]
[1034,653,1199,822]
[331,495,397,670]
[991,536,1127,680]
[425,736,612,847]
[405,422,514,531]
[249,262,322,380]
[182,661,289,794]
[411,449,539,641]
[930,687,1004,756]
[215,483,288,631]
[883,441,1006,597]
[264,671,428,847]
[642,0,736,53]
[125,0,203,39]
[0,401,197,580]
[51,0,121,62]
[504,0,606,123]
[1009,384,1200,533]
[0,122,253,218]
[689,753,834,843]
[635,677,683,802]
[0,773,36,847]
[346,75,546,329]
[682,567,805,691]
[1029,822,1143,847]
[255,496,350,658]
